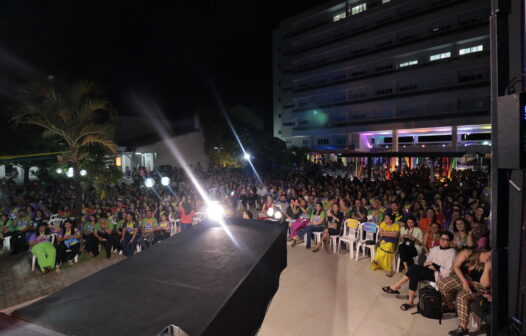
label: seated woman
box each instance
[294,202,326,249]
[312,203,343,253]
[153,213,173,243]
[398,217,424,273]
[439,248,492,336]
[258,195,274,219]
[28,224,56,274]
[83,215,100,257]
[288,198,311,241]
[56,220,81,272]
[423,222,442,255]
[371,214,400,277]
[451,219,472,252]
[0,213,12,245]
[120,212,140,257]
[94,218,116,258]
[382,231,456,311]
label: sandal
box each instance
[400,303,414,311]
[386,271,395,277]
[382,286,400,295]
[312,246,320,253]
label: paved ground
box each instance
[0,247,124,311]
[259,243,487,336]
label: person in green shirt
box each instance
[140,209,158,250]
[0,213,12,238]
[368,199,385,223]
[83,215,100,257]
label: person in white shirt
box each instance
[382,231,456,311]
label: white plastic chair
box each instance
[395,253,419,273]
[171,219,180,236]
[355,222,379,261]
[337,219,360,259]
[50,214,60,220]
[2,236,11,250]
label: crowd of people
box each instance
[0,161,492,335]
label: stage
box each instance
[12,219,287,336]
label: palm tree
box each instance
[10,80,117,218]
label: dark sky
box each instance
[0,0,323,130]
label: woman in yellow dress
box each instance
[371,213,400,277]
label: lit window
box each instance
[429,52,451,61]
[333,11,347,22]
[399,60,419,68]
[382,0,391,3]
[459,45,483,56]
[352,4,367,15]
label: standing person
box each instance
[295,203,326,250]
[28,225,56,274]
[55,220,81,272]
[120,213,140,257]
[312,203,343,253]
[94,218,115,258]
[371,214,400,277]
[397,217,424,273]
[382,231,456,311]
[179,197,195,231]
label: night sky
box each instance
[0,0,323,130]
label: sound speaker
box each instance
[497,93,526,169]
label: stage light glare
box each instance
[145,178,155,188]
[243,153,251,160]
[56,168,63,174]
[66,167,74,178]
[161,176,171,186]
[274,211,283,220]
[206,201,225,221]
[80,169,87,176]
[266,207,275,217]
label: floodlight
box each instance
[56,168,63,174]
[145,178,155,188]
[243,153,251,160]
[274,211,283,220]
[206,201,225,221]
[266,207,274,217]
[66,167,74,178]
[80,169,87,176]
[161,176,171,186]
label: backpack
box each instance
[413,285,443,324]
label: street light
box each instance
[161,176,170,186]
[243,153,251,160]
[80,169,87,176]
[56,168,63,174]
[144,178,155,188]
[66,167,74,178]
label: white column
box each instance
[451,126,458,150]
[392,129,399,152]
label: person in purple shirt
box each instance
[28,225,56,273]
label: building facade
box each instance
[273,0,491,152]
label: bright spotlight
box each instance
[274,211,283,220]
[66,167,74,178]
[144,178,155,188]
[266,207,274,217]
[80,169,87,176]
[206,201,225,221]
[56,168,63,174]
[161,176,170,186]
[243,153,251,160]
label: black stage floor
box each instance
[14,219,287,336]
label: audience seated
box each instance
[439,248,492,336]
[382,231,456,311]
[28,224,56,273]
[56,219,81,272]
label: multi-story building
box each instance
[273,0,491,152]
